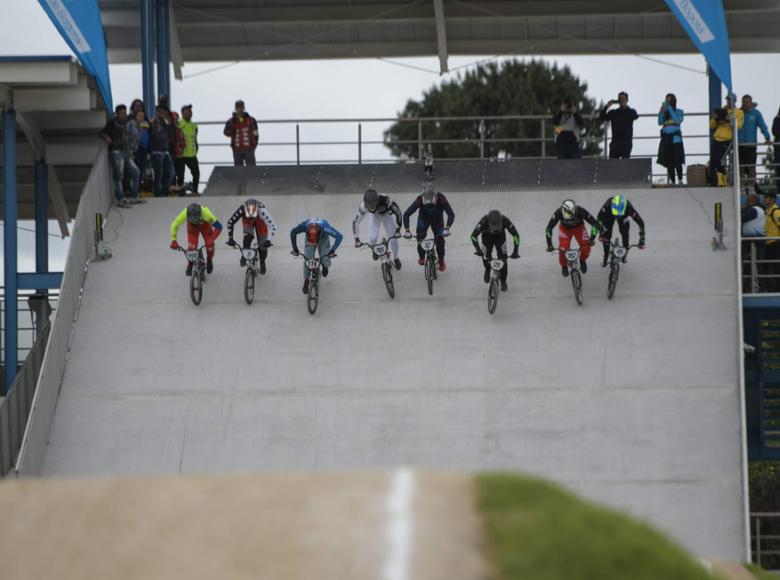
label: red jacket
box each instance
[223,113,258,150]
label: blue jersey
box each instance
[290,218,343,252]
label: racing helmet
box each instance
[421,184,438,207]
[561,199,576,220]
[487,210,503,233]
[244,198,260,218]
[611,195,627,217]
[306,222,322,244]
[186,203,202,224]
[364,189,379,212]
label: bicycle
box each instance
[407,233,449,296]
[606,238,641,300]
[358,235,400,299]
[476,250,519,315]
[555,246,585,306]
[177,245,207,306]
[292,251,336,315]
[230,241,272,305]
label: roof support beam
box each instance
[433,0,449,74]
[170,6,184,81]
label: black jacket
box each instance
[599,106,639,143]
[99,117,128,152]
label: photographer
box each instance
[552,97,584,159]
[709,94,744,186]
[598,91,639,159]
[657,93,685,184]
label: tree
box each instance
[384,59,603,160]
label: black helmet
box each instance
[244,198,261,218]
[364,189,379,212]
[421,184,437,207]
[487,210,503,233]
[186,203,202,224]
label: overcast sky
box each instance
[2,1,780,280]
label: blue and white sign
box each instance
[665,0,732,90]
[38,0,113,110]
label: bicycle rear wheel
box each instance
[488,278,499,315]
[383,263,395,299]
[307,276,319,315]
[607,266,619,300]
[425,258,434,295]
[244,268,255,304]
[189,271,203,306]
[571,269,583,305]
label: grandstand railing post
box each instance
[603,124,609,159]
[479,119,485,158]
[358,123,362,165]
[750,242,759,294]
[540,118,546,157]
[417,120,423,160]
[296,124,300,166]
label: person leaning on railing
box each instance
[742,193,766,291]
[709,94,744,187]
[657,93,685,185]
[763,191,780,292]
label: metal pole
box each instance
[479,119,485,159]
[603,123,609,159]
[755,516,761,566]
[296,124,300,166]
[34,160,48,292]
[140,0,155,110]
[358,123,362,165]
[750,242,759,294]
[3,108,18,394]
[156,0,171,103]
[540,118,546,157]
[417,121,423,160]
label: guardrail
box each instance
[0,321,50,477]
[189,112,777,185]
[742,237,780,295]
[752,512,780,571]
[14,146,113,476]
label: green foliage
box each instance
[384,59,603,160]
[476,473,720,580]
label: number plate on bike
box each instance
[306,258,320,269]
[186,250,200,261]
[420,239,435,251]
[373,244,387,256]
[242,249,257,260]
[612,247,627,259]
[565,249,579,262]
[490,259,503,271]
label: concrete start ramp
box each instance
[38,185,745,560]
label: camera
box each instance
[713,107,728,122]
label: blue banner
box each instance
[665,0,732,91]
[38,0,113,111]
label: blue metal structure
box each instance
[156,0,171,103]
[140,0,156,112]
[708,65,722,114]
[35,160,48,282]
[3,109,18,394]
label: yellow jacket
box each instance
[709,107,744,142]
[766,202,780,244]
[170,206,218,240]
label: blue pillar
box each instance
[141,0,156,112]
[708,65,722,114]
[156,0,171,104]
[34,159,48,277]
[3,109,18,394]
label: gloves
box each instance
[394,230,402,239]
[403,230,412,239]
[291,249,300,257]
[170,240,180,250]
[546,244,554,253]
[354,238,362,248]
[588,240,596,247]
[598,235,608,243]
[226,239,237,247]
[327,250,336,258]
[511,249,520,259]
[639,237,645,249]
[261,239,272,249]
[442,228,451,237]
[474,248,484,257]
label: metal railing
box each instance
[188,112,777,185]
[752,512,780,571]
[0,320,50,477]
[743,237,780,295]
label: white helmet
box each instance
[561,199,576,220]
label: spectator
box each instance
[552,97,584,159]
[772,106,780,183]
[743,193,766,237]
[764,191,780,291]
[224,99,259,166]
[126,111,145,204]
[709,94,744,186]
[737,95,771,189]
[149,104,174,197]
[176,104,200,194]
[657,93,685,185]
[130,98,145,118]
[598,91,639,159]
[99,104,139,208]
[130,108,150,182]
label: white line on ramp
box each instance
[383,468,415,580]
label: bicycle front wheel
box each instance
[425,258,434,296]
[189,271,203,306]
[488,278,499,315]
[607,266,619,300]
[244,268,255,304]
[571,269,583,306]
[307,277,319,315]
[383,263,395,299]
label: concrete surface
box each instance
[39,186,745,560]
[0,470,485,580]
